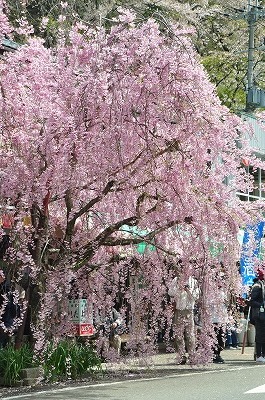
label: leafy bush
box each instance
[0,344,36,386]
[43,339,102,382]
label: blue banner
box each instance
[240,221,265,286]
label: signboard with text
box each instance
[68,299,94,336]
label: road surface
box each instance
[2,363,265,400]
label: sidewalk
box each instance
[103,346,255,377]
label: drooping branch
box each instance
[74,215,139,269]
[64,179,116,243]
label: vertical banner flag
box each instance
[240,221,265,286]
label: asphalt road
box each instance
[2,363,265,400]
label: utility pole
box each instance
[245,0,265,111]
[245,0,265,110]
[233,0,265,110]
[246,0,257,109]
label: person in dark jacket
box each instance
[250,269,265,362]
[95,307,124,356]
[0,269,20,348]
[0,270,11,347]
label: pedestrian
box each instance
[225,308,240,349]
[249,268,265,362]
[94,306,124,357]
[210,282,229,364]
[0,270,19,348]
[168,270,199,364]
[205,265,229,364]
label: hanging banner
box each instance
[240,221,265,286]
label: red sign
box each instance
[74,323,94,336]
[2,213,14,229]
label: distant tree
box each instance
[5,0,262,111]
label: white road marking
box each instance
[245,384,265,393]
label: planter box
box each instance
[20,367,43,386]
[20,366,43,380]
[0,367,42,387]
[0,361,42,388]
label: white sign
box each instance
[68,299,94,336]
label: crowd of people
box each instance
[1,263,264,366]
[167,264,257,365]
[166,265,265,365]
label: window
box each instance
[237,165,265,201]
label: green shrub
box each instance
[43,339,101,382]
[0,344,36,386]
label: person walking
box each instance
[94,306,124,357]
[210,277,229,364]
[168,272,199,364]
[250,269,265,362]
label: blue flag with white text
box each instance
[240,222,265,286]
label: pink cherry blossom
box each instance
[0,9,263,362]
